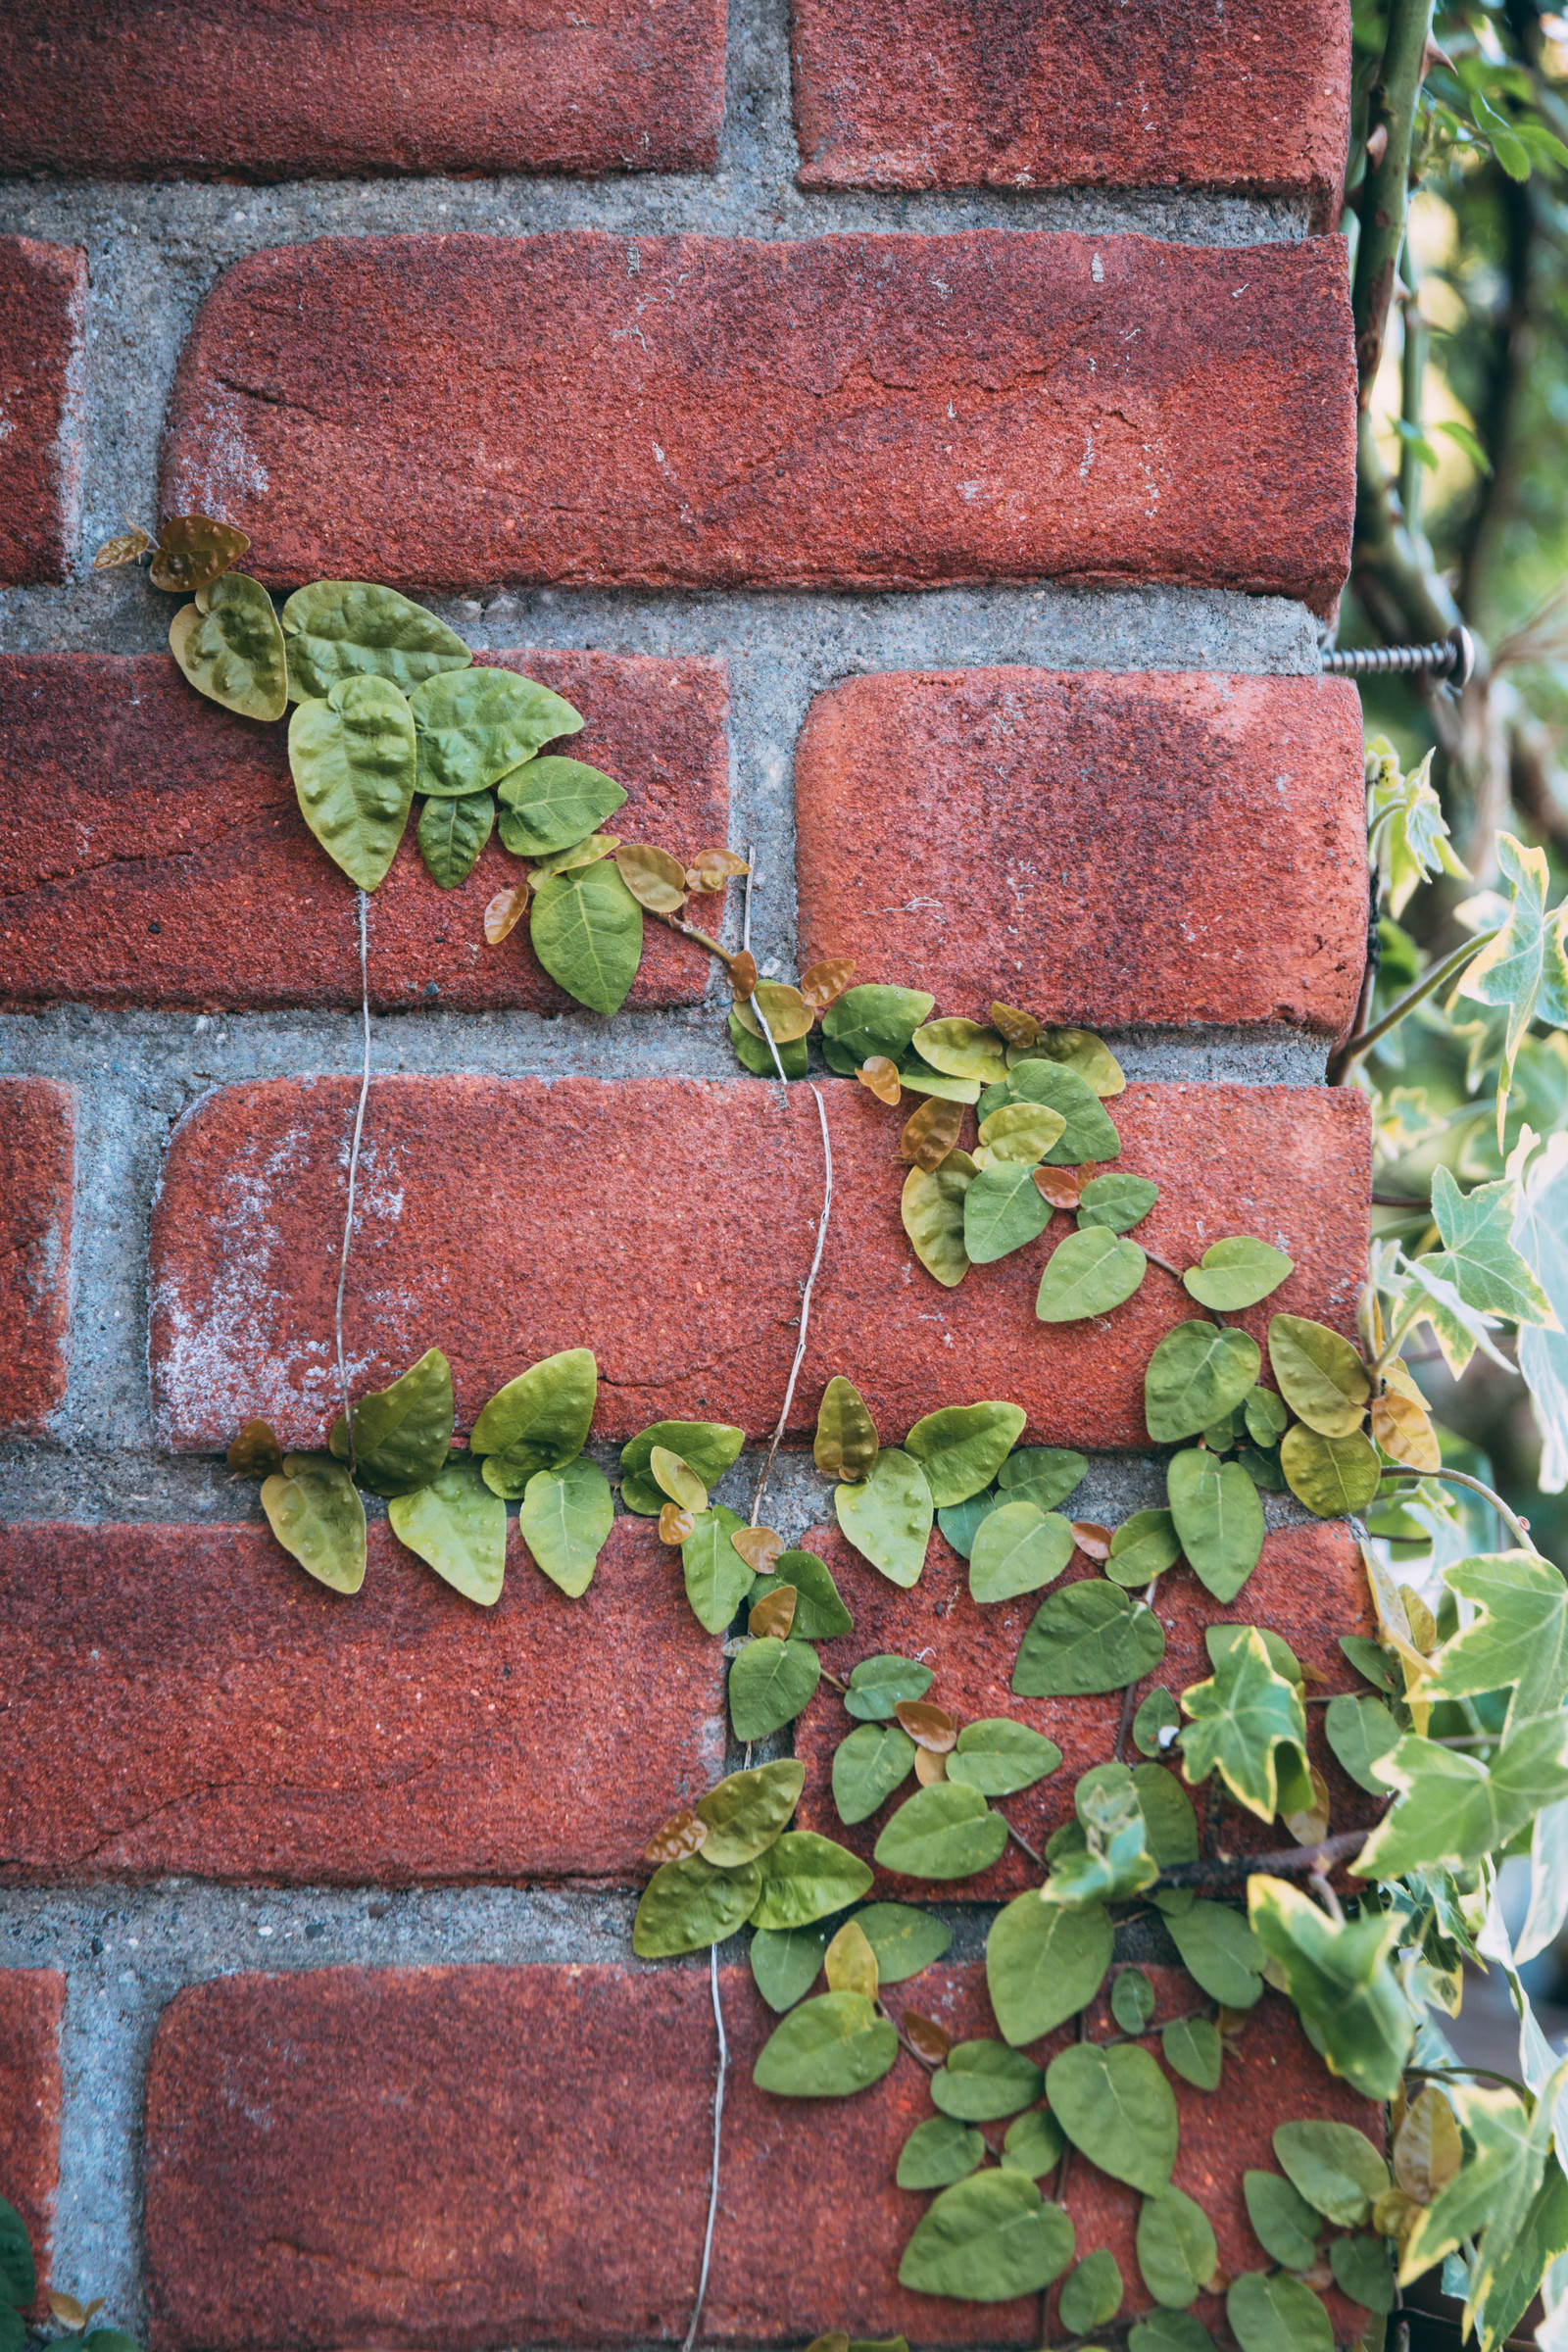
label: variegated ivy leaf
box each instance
[1247,1877,1414,2101]
[1178,1627,1307,1821]
[1356,1714,1568,1879]
[1423,1549,1568,1735]
[1514,1133,1568,1493]
[1456,833,1568,1145]
[1367,739,1467,918]
[1428,1158,1557,1329]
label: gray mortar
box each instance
[0,0,1355,2333]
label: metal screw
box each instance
[1321,623,1476,686]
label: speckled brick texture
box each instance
[0,237,86,586]
[792,0,1350,230]
[143,1962,1376,2351]
[148,1075,1369,1453]
[161,231,1356,611]
[0,1,727,180]
[795,668,1368,1037]
[0,1080,73,1435]
[0,1972,63,2317]
[0,1519,723,1885]
[0,651,725,1012]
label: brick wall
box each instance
[0,3,1367,2343]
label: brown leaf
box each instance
[749,1583,798,1639]
[227,1418,283,1478]
[733,981,814,1045]
[990,1000,1041,1051]
[1283,1764,1330,1847]
[903,2009,952,2066]
[733,1525,785,1576]
[614,842,688,914]
[1034,1165,1087,1210]
[914,1745,950,1785]
[1373,2184,1417,2239]
[92,525,151,570]
[824,1918,879,1999]
[645,1806,709,1866]
[49,2294,88,2331]
[1371,1389,1441,1472]
[483,886,529,945]
[1216,2005,1252,2041]
[1071,1521,1113,1562]
[814,1374,880,1483]
[686,848,750,894]
[1394,2084,1462,2205]
[901,1095,964,1172]
[658,1501,695,1546]
[857,1054,902,1106]
[1398,1582,1437,1655]
[727,950,759,1000]
[895,1699,958,1753]
[148,514,251,593]
[800,956,856,1011]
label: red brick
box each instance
[149,1077,1368,1452]
[0,1519,721,1885]
[144,1961,1374,2351]
[0,1081,72,1435]
[0,238,85,586]
[0,652,724,1012]
[0,1972,63,2318]
[794,1521,1379,1899]
[796,670,1368,1038]
[0,2,725,180]
[161,232,1355,612]
[792,0,1349,231]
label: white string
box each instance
[681,1943,728,2352]
[333,888,371,1473]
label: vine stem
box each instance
[1327,935,1486,1082]
[1377,1465,1539,1553]
[333,888,372,1475]
[1153,1828,1367,1890]
[681,1943,728,2352]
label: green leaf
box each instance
[937,1489,1002,1558]
[873,1782,1007,1880]
[1425,1548,1568,1735]
[969,1499,1075,1604]
[905,1401,1026,1506]
[1138,2187,1218,2308]
[1134,1763,1197,1866]
[903,1152,975,1288]
[750,1549,853,1640]
[1227,2272,1333,2352]
[1162,1898,1264,2008]
[261,1453,367,1593]
[750,1923,828,2011]
[913,1017,1008,1082]
[1183,1237,1294,1311]
[1078,1173,1159,1233]
[753,1989,897,2096]
[1247,1878,1413,2100]
[1134,1688,1180,1756]
[1145,1323,1262,1445]
[1280,1423,1381,1516]
[1331,2234,1395,2313]
[1179,1627,1307,1820]
[1111,1967,1155,2033]
[618,1419,744,1515]
[1267,1314,1370,1438]
[900,1067,981,1102]
[387,1457,507,1605]
[963,1161,1054,1264]
[1013,1581,1166,1696]
[729,1636,821,1740]
[281,579,472,700]
[1002,2108,1066,2177]
[1004,1061,1121,1163]
[898,2171,1076,2302]
[696,1760,805,1866]
[1047,2042,1178,2195]
[949,1718,1062,1797]
[856,1902,952,1983]
[832,1721,917,1824]
[1272,2120,1390,2226]
[497,755,628,855]
[171,571,288,720]
[1244,1386,1290,1446]
[1037,1226,1147,1321]
[1161,2018,1222,2091]
[898,2116,986,2190]
[0,2309,21,2352]
[821,983,936,1068]
[411,665,583,797]
[1367,740,1468,917]
[751,1831,873,1929]
[681,1504,754,1635]
[1341,1634,1396,1691]
[417,788,494,887]
[0,2198,33,2309]
[1047,1762,1160,1907]
[1166,1448,1264,1602]
[845,1652,933,1721]
[1106,1509,1182,1589]
[932,2040,1046,2122]
[1029,1024,1126,1096]
[729,1005,808,1079]
[1431,1162,1556,1326]
[999,1446,1088,1507]
[814,1375,879,1482]
[288,676,416,889]
[1244,2171,1320,2269]
[835,1447,933,1586]
[529,860,643,1015]
[1060,2249,1123,2334]
[1130,2315,1218,2352]
[329,1346,453,1495]
[973,1102,1065,1166]
[986,1893,1113,2045]
[1324,1693,1400,1793]
[632,1853,760,1957]
[471,1347,596,1494]
[1356,1713,1568,1878]
[1457,833,1568,1142]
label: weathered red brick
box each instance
[149,1077,1368,1452]
[0,652,724,1012]
[144,1962,1375,2351]
[0,1081,73,1435]
[792,0,1350,230]
[0,1972,63,2317]
[794,1521,1379,1898]
[0,238,85,586]
[162,232,1355,612]
[0,1520,721,1885]
[796,670,1368,1037]
[0,2,725,179]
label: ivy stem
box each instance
[1376,1466,1539,1552]
[751,1082,834,1528]
[1370,1294,1425,1378]
[680,1944,727,2352]
[1327,936,1488,1081]
[1153,1828,1367,1890]
[333,888,372,1476]
[1004,1816,1045,1867]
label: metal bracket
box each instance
[1320,623,1476,686]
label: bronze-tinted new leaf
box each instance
[1283,1763,1331,1846]
[901,1095,964,1172]
[148,514,251,593]
[614,843,688,914]
[658,1501,696,1546]
[650,1444,708,1513]
[733,1524,785,1577]
[991,1001,1041,1050]
[750,1583,799,1639]
[914,1746,950,1785]
[1071,1522,1113,1562]
[227,1417,284,1478]
[800,956,856,1011]
[92,525,151,570]
[904,2010,953,2066]
[734,982,814,1045]
[49,2295,88,2331]
[728,950,760,1000]
[483,886,529,945]
[814,1374,880,1482]
[1370,1389,1441,1472]
[895,1699,959,1753]
[687,848,750,893]
[825,1918,880,1999]
[858,1054,902,1105]
[1035,1165,1088,1210]
[645,1807,710,1866]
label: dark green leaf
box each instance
[1133,1688,1181,1757]
[963,1161,1053,1263]
[330,1346,453,1495]
[1130,2316,1218,2352]
[1132,1762,1198,1868]
[856,1903,952,1983]
[832,1721,917,1824]
[1060,2249,1123,2334]
[1013,1581,1166,1696]
[999,1446,1089,1508]
[729,1005,808,1079]
[1324,1694,1400,1794]
[1244,1387,1291,1446]
[898,2116,986,2190]
[751,1832,874,1929]
[0,2200,33,2309]
[633,1853,760,1957]
[1166,1448,1264,1603]
[1047,2042,1178,2195]
[821,984,934,1067]
[1145,1324,1262,1445]
[417,788,494,887]
[1002,2108,1066,2177]
[949,1718,1062,1797]
[1226,2271,1333,2352]
[1162,1900,1265,2009]
[1331,2234,1395,2312]
[1340,1634,1396,1692]
[1111,1967,1156,2033]
[618,1419,744,1515]
[1162,2017,1223,2090]
[753,1989,898,2096]
[529,860,643,1015]
[729,1635,821,1740]
[750,1923,829,2011]
[388,1457,508,1605]
[898,2172,1076,2301]
[1004,1061,1121,1163]
[873,1783,1008,1880]
[932,2040,1046,2122]
[845,1652,934,1721]
[1137,2187,1217,2308]
[936,1490,1003,1559]
[749,1549,852,1640]
[1244,2171,1320,2269]
[986,1893,1112,2044]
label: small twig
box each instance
[1004,1816,1045,1867]
[681,1944,728,2352]
[333,888,372,1474]
[1112,1675,1143,1764]
[1377,1465,1538,1552]
[1328,935,1487,1081]
[1153,1828,1367,1890]
[751,1081,834,1527]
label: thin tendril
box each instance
[752,1082,833,1528]
[334,888,371,1475]
[681,1943,728,2352]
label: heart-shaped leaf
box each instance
[387,1457,507,1605]
[1046,2042,1178,2195]
[282,579,471,699]
[898,2171,1076,2301]
[529,860,644,1014]
[411,666,583,797]
[170,572,287,720]
[835,1447,934,1586]
[518,1456,613,1596]
[753,1989,897,2097]
[261,1454,367,1593]
[417,789,494,888]
[289,675,416,890]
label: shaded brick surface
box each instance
[0,1972,63,2317]
[0,1080,73,1435]
[795,669,1368,1037]
[0,2,726,180]
[0,1520,722,1885]
[792,0,1349,229]
[0,238,86,586]
[149,1076,1369,1452]
[794,1520,1380,1898]
[144,1962,1374,2351]
[162,232,1355,610]
[0,652,724,1012]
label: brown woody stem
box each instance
[1153,1828,1368,1889]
